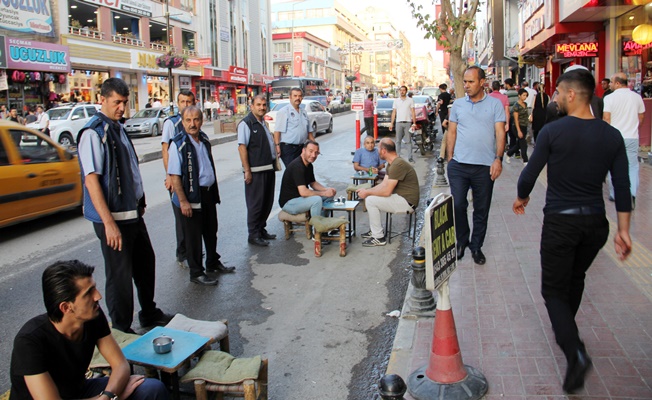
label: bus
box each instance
[269,77,327,108]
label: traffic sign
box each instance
[351,91,365,111]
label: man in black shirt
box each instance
[436,83,451,124]
[279,140,336,219]
[513,69,632,394]
[10,260,168,400]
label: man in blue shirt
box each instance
[273,88,315,167]
[447,66,506,265]
[352,136,385,176]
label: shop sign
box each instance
[524,13,544,41]
[6,37,70,72]
[229,66,248,76]
[135,52,159,70]
[622,40,652,56]
[0,0,54,37]
[273,52,292,61]
[227,72,248,84]
[179,76,191,89]
[555,42,598,58]
[220,27,230,42]
[0,36,6,68]
[81,0,153,17]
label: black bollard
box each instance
[407,247,436,316]
[434,157,449,187]
[379,374,407,400]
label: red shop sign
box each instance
[555,42,598,58]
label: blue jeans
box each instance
[608,138,638,198]
[282,195,333,218]
[80,376,169,400]
[447,159,495,251]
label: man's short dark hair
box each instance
[491,80,501,91]
[367,94,373,99]
[556,69,595,103]
[601,78,610,84]
[303,139,319,149]
[181,105,203,120]
[400,85,408,91]
[518,88,528,96]
[290,87,304,96]
[466,66,486,80]
[101,77,129,98]
[612,74,628,86]
[252,94,266,103]
[532,82,540,89]
[43,260,95,323]
[504,78,514,87]
[178,89,195,101]
[439,83,447,90]
[379,138,396,153]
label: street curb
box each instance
[137,133,238,164]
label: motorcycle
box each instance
[411,103,438,155]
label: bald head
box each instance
[611,72,628,87]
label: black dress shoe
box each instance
[261,230,277,240]
[206,261,235,273]
[472,249,486,265]
[456,243,467,260]
[139,309,174,327]
[563,348,592,393]
[248,237,270,247]
[190,274,219,286]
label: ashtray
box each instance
[152,335,174,354]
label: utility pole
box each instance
[166,0,174,115]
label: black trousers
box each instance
[170,192,186,262]
[506,125,529,162]
[245,170,276,239]
[93,217,158,332]
[540,213,608,360]
[180,187,221,278]
[508,123,520,155]
[360,117,374,135]
[280,143,303,167]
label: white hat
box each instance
[564,64,589,73]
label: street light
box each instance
[165,0,173,115]
[289,0,305,77]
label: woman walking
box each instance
[506,89,529,165]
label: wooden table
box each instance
[322,200,360,243]
[121,326,209,400]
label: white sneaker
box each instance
[505,155,511,164]
[523,162,528,166]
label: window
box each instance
[182,30,195,51]
[72,108,86,120]
[274,43,290,53]
[112,11,140,39]
[0,137,9,165]
[85,106,98,117]
[209,0,218,64]
[180,0,194,13]
[15,131,60,164]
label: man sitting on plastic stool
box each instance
[356,138,420,247]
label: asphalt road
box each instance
[0,113,437,399]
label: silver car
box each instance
[265,100,333,135]
[124,107,169,137]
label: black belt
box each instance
[397,121,411,124]
[280,143,302,147]
[555,206,604,215]
[409,202,417,210]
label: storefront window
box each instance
[147,76,171,107]
[113,11,140,39]
[618,7,652,94]
[68,70,109,103]
[182,30,195,51]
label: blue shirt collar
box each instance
[464,93,488,104]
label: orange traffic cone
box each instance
[408,281,488,399]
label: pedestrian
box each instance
[273,87,315,167]
[168,105,235,286]
[601,78,612,97]
[603,71,645,207]
[237,94,278,247]
[436,83,452,126]
[145,98,153,108]
[24,108,37,124]
[161,90,196,268]
[36,105,50,146]
[447,66,506,265]
[544,66,604,126]
[0,104,7,119]
[360,93,375,136]
[389,85,417,162]
[505,88,529,165]
[488,80,510,143]
[504,78,520,157]
[228,96,235,114]
[513,67,632,393]
[8,108,24,125]
[204,99,212,121]
[9,260,170,400]
[77,77,170,333]
[211,100,219,121]
[531,82,549,144]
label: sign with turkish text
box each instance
[0,0,54,37]
[622,39,652,56]
[81,0,152,17]
[227,72,248,84]
[229,66,248,76]
[220,27,230,42]
[555,42,598,58]
[351,91,365,111]
[293,52,303,77]
[6,37,70,72]
[0,36,6,68]
[273,52,292,61]
[424,194,457,291]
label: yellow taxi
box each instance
[0,120,82,228]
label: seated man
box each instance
[357,138,420,247]
[352,136,385,177]
[279,140,336,219]
[10,260,168,400]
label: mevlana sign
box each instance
[6,37,71,72]
[555,42,598,58]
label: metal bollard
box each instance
[407,247,436,316]
[433,157,449,187]
[379,374,407,400]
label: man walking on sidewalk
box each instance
[389,86,417,162]
[513,68,632,393]
[360,94,375,136]
[447,66,506,265]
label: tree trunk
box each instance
[449,49,467,99]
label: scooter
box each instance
[411,116,438,156]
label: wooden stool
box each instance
[181,351,268,400]
[309,216,348,257]
[164,313,230,353]
[278,211,312,240]
[345,182,371,201]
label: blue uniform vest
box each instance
[170,131,220,209]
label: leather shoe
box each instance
[206,261,235,273]
[190,274,219,286]
[563,348,592,393]
[261,230,277,240]
[139,309,173,327]
[456,243,467,260]
[248,237,270,247]
[472,249,486,265]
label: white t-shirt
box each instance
[603,88,646,139]
[393,96,415,122]
[204,101,212,110]
[37,112,49,129]
[525,87,537,109]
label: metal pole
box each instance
[166,0,174,115]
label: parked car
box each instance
[421,86,441,100]
[375,98,395,134]
[26,103,100,147]
[265,100,333,135]
[0,120,82,228]
[124,107,169,137]
[327,98,344,112]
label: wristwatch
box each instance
[495,155,503,162]
[100,390,118,400]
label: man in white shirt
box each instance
[36,105,50,146]
[389,86,417,162]
[204,99,212,121]
[603,72,646,207]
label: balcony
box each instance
[181,48,197,57]
[68,26,103,40]
[150,42,171,52]
[112,35,145,47]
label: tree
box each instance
[406,0,481,96]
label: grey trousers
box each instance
[395,122,413,159]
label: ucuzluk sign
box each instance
[6,37,70,72]
[0,0,55,37]
[424,194,457,291]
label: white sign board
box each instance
[351,91,365,111]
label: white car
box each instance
[26,104,101,147]
[265,100,333,135]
